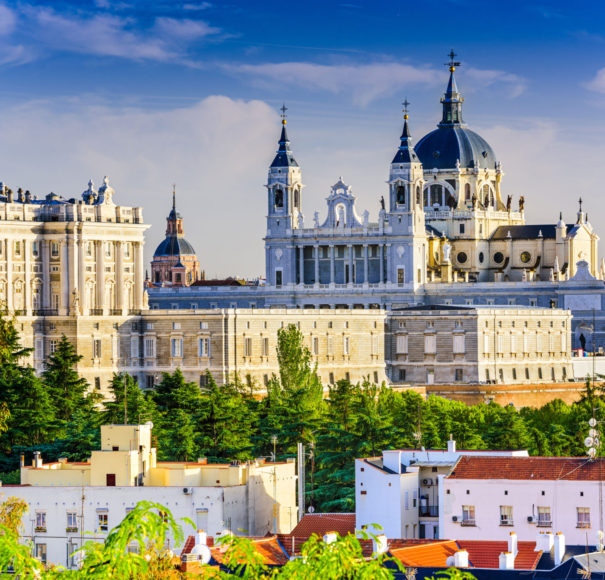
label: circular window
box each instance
[457,252,468,264]
[521,251,531,263]
[494,252,504,264]
[479,252,484,263]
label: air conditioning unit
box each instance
[422,478,434,486]
[452,515,458,522]
[527,515,534,523]
[183,487,193,495]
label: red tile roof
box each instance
[458,540,541,570]
[210,536,288,566]
[390,540,460,567]
[289,513,356,538]
[181,535,215,557]
[448,456,605,481]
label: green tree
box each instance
[42,335,95,419]
[104,373,155,425]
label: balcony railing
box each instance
[537,519,552,528]
[460,519,476,527]
[419,505,439,517]
[500,519,514,526]
[89,309,103,316]
[33,309,58,316]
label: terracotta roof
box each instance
[210,536,288,566]
[181,535,215,557]
[448,456,605,481]
[289,513,355,538]
[390,540,460,567]
[458,540,542,570]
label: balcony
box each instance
[460,519,476,527]
[33,309,58,316]
[537,520,552,528]
[500,519,514,526]
[89,309,103,316]
[419,505,439,518]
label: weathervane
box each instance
[579,196,583,212]
[402,98,410,115]
[446,49,461,71]
[280,104,288,124]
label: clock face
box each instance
[521,251,531,264]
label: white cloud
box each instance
[585,67,605,94]
[183,2,212,10]
[8,5,221,65]
[466,67,527,98]
[0,4,17,35]
[0,96,277,277]
[231,61,526,106]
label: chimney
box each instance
[33,451,42,468]
[447,437,456,453]
[323,532,338,545]
[7,189,13,203]
[536,531,554,552]
[20,453,25,468]
[197,529,207,547]
[499,552,515,570]
[372,534,388,555]
[554,532,565,566]
[508,531,518,556]
[453,550,469,567]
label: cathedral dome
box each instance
[415,126,497,170]
[153,236,196,258]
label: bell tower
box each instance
[265,106,304,287]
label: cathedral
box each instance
[149,57,602,338]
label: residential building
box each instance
[440,455,605,545]
[355,442,529,540]
[11,424,296,568]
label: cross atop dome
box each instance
[270,103,298,168]
[445,49,461,72]
[280,103,288,124]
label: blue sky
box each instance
[0,0,604,276]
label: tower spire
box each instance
[270,103,299,168]
[392,99,418,163]
[439,49,464,126]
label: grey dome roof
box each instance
[153,236,196,258]
[415,126,497,170]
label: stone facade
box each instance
[388,306,573,386]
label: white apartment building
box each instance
[6,424,296,568]
[440,455,605,545]
[355,442,528,541]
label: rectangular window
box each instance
[275,270,283,287]
[462,505,475,526]
[405,491,409,510]
[424,334,436,354]
[455,369,463,382]
[35,511,46,531]
[198,337,210,357]
[397,268,405,284]
[577,507,590,528]
[93,339,102,359]
[343,336,350,356]
[244,337,252,357]
[396,335,408,354]
[312,336,319,356]
[529,298,537,307]
[329,372,335,384]
[51,242,59,257]
[144,337,156,358]
[500,505,513,526]
[453,334,465,354]
[67,511,78,531]
[32,241,39,257]
[262,337,269,356]
[172,322,181,330]
[34,543,47,564]
[327,336,334,356]
[537,506,551,527]
[34,338,43,361]
[146,375,156,389]
[48,339,58,355]
[98,512,109,531]
[171,338,182,357]
[399,368,406,381]
[130,337,139,359]
[14,241,21,256]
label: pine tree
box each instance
[153,369,203,415]
[104,373,155,425]
[42,335,96,424]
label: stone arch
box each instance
[479,182,495,208]
[423,181,456,209]
[575,322,594,352]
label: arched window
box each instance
[416,186,421,205]
[176,273,182,283]
[396,185,406,205]
[430,185,443,206]
[465,183,471,201]
[482,184,494,207]
[275,188,284,208]
[154,271,160,283]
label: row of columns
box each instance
[1,236,144,316]
[296,243,391,285]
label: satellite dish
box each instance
[585,437,595,447]
[590,429,599,438]
[308,506,315,513]
[589,418,597,427]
